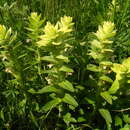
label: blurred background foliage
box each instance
[0,0,129,61]
[0,0,130,129]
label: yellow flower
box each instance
[37,22,59,47]
[59,16,74,33]
[95,21,116,41]
[0,25,6,42]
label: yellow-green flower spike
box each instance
[0,25,7,44]
[37,16,74,47]
[89,21,116,62]
[95,21,116,41]
[37,22,59,47]
[59,16,74,33]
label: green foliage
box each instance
[0,0,130,130]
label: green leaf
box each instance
[115,116,122,127]
[29,111,38,127]
[108,80,119,94]
[19,99,26,107]
[28,86,58,94]
[100,61,113,66]
[120,124,130,130]
[85,97,95,107]
[63,113,71,125]
[63,113,77,125]
[123,114,130,124]
[111,64,123,73]
[123,57,130,67]
[56,55,69,63]
[37,86,58,94]
[87,64,101,72]
[0,109,4,121]
[99,108,112,124]
[69,105,75,110]
[100,91,112,104]
[40,56,57,63]
[77,117,86,122]
[58,80,74,92]
[9,31,17,44]
[120,128,129,130]
[28,88,36,94]
[102,49,113,53]
[41,98,61,112]
[75,85,85,90]
[52,42,61,45]
[59,66,73,73]
[100,75,113,83]
[62,93,78,107]
[91,40,102,49]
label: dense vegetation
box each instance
[0,0,130,129]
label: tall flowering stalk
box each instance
[28,16,78,114]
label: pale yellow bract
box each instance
[37,16,74,47]
[95,21,116,41]
[0,25,6,41]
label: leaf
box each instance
[62,93,78,107]
[100,61,113,66]
[111,64,126,76]
[56,55,69,63]
[77,117,86,122]
[63,112,71,125]
[99,108,112,124]
[69,105,75,110]
[19,99,26,107]
[59,66,73,73]
[52,42,61,45]
[123,114,130,124]
[108,80,119,94]
[91,40,102,49]
[100,91,112,104]
[102,49,113,53]
[120,124,130,130]
[41,98,61,112]
[40,56,57,63]
[9,31,17,44]
[100,75,113,83]
[85,97,95,107]
[120,128,129,130]
[58,80,74,92]
[75,85,85,90]
[87,64,101,72]
[122,57,130,67]
[0,109,4,121]
[115,116,122,127]
[29,111,38,127]
[5,28,11,39]
[28,86,58,94]
[28,88,36,94]
[63,113,77,125]
[37,86,58,94]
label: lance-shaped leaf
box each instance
[99,108,112,124]
[56,55,69,63]
[59,66,73,73]
[41,98,62,112]
[37,86,58,94]
[100,91,112,104]
[87,64,101,72]
[100,75,113,83]
[108,80,119,94]
[58,80,74,92]
[28,86,58,94]
[62,93,78,107]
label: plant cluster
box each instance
[0,0,130,130]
